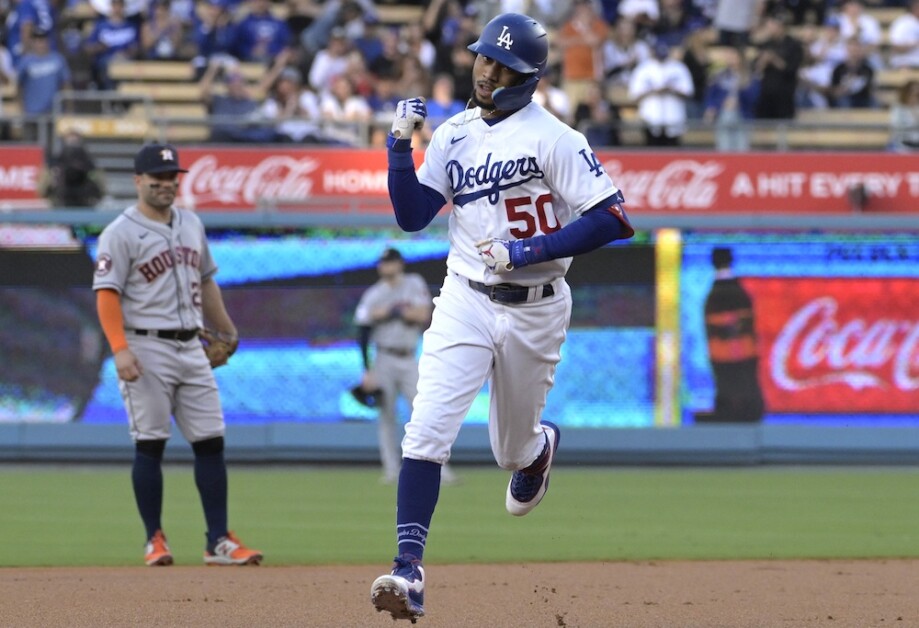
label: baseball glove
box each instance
[350,384,383,409]
[200,328,238,368]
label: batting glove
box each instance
[391,98,427,139]
[475,238,528,273]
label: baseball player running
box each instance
[370,12,634,622]
[93,143,262,566]
[354,247,458,485]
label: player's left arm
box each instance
[387,98,448,232]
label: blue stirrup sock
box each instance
[396,458,442,560]
[193,437,229,545]
[132,442,165,541]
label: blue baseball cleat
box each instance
[506,420,560,516]
[371,554,425,623]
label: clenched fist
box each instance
[391,98,427,139]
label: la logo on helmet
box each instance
[496,25,513,50]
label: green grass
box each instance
[2,465,919,566]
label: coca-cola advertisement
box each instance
[749,277,919,413]
[172,148,919,213]
[682,234,919,423]
[603,153,919,213]
[178,148,400,211]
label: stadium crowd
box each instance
[1,0,918,149]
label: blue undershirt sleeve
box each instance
[387,135,447,232]
[509,191,634,268]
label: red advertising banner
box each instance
[172,148,919,213]
[177,148,396,212]
[3,145,913,213]
[748,277,919,413]
[602,152,919,214]
[0,146,44,205]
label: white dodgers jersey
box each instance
[418,102,621,286]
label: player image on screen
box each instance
[369,12,635,622]
[700,247,765,423]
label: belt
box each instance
[378,346,414,358]
[467,279,555,304]
[134,329,199,341]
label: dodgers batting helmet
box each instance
[467,12,548,111]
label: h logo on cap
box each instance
[160,148,175,162]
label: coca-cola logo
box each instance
[604,159,722,210]
[180,155,321,207]
[771,297,919,392]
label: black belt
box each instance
[378,346,414,358]
[134,329,199,341]
[468,279,555,304]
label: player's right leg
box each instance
[488,280,571,516]
[371,273,494,621]
[121,334,176,566]
[134,439,172,566]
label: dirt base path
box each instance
[2,560,917,627]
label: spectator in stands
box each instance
[345,49,375,99]
[795,16,847,109]
[367,73,401,118]
[655,0,707,48]
[573,80,621,147]
[424,72,464,131]
[307,27,351,92]
[533,68,572,124]
[752,10,803,119]
[319,74,371,146]
[299,0,378,56]
[889,79,919,150]
[141,0,187,60]
[395,54,431,100]
[781,0,827,26]
[15,27,67,107]
[230,0,291,64]
[431,3,478,75]
[837,0,883,68]
[191,0,236,78]
[713,0,763,50]
[398,22,436,72]
[443,38,475,104]
[83,0,140,89]
[352,12,386,67]
[6,0,56,63]
[557,0,609,111]
[703,45,760,151]
[0,43,14,140]
[617,0,660,36]
[420,0,464,64]
[367,25,402,80]
[16,27,70,138]
[628,40,695,146]
[260,65,328,143]
[829,39,876,108]
[887,0,919,69]
[199,56,277,142]
[38,128,106,208]
[682,26,714,119]
[602,17,651,91]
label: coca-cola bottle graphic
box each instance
[700,247,765,423]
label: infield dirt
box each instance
[2,560,917,627]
